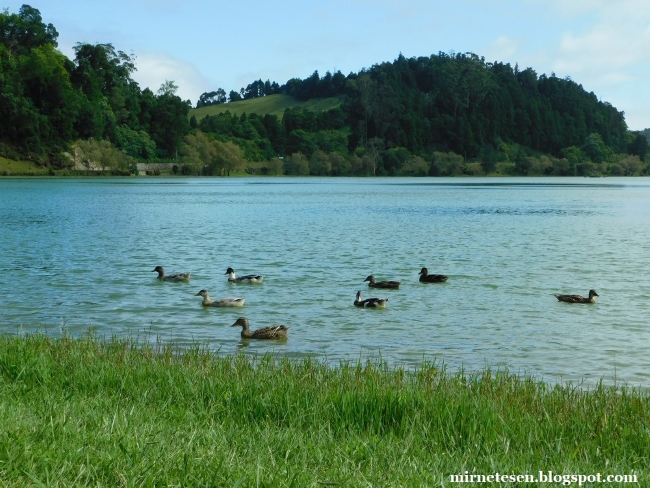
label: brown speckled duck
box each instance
[364,275,400,289]
[354,291,388,309]
[231,317,289,339]
[152,266,190,282]
[194,289,245,307]
[419,267,448,283]
[555,290,599,304]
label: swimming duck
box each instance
[231,317,289,339]
[364,275,400,289]
[194,289,245,307]
[354,291,388,309]
[419,267,448,283]
[555,290,599,304]
[225,267,263,284]
[152,266,191,282]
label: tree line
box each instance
[0,4,189,171]
[2,4,648,177]
[192,52,649,176]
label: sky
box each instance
[5,0,650,130]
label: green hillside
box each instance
[190,94,343,121]
[0,156,50,175]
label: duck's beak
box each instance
[194,292,201,296]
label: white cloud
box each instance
[131,52,214,104]
[550,1,650,81]
[483,36,520,63]
[515,0,650,128]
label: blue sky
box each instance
[6,0,650,130]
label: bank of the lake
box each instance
[0,334,647,486]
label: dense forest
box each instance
[0,5,190,173]
[1,4,649,177]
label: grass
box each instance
[0,333,647,486]
[190,94,344,121]
[0,156,51,176]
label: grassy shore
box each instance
[0,334,647,486]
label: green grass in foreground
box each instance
[190,94,343,121]
[0,334,647,486]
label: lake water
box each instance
[1,177,649,387]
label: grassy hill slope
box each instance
[0,156,50,175]
[190,94,343,121]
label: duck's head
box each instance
[363,275,375,283]
[225,267,235,275]
[152,266,164,273]
[231,317,249,328]
[419,267,428,275]
[588,290,599,298]
[356,291,362,300]
[194,289,209,297]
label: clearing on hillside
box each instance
[190,94,343,121]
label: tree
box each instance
[328,152,351,176]
[265,157,284,175]
[149,89,190,158]
[309,150,331,175]
[72,138,131,174]
[181,131,215,174]
[157,80,178,97]
[366,137,384,175]
[355,73,377,146]
[432,151,464,176]
[582,133,609,163]
[180,131,245,176]
[613,154,644,176]
[216,140,245,175]
[399,155,429,176]
[286,152,309,175]
[196,88,227,108]
[115,124,156,159]
[228,90,242,102]
[560,146,588,176]
[72,43,136,99]
[0,4,58,56]
[628,133,648,161]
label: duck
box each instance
[194,289,245,307]
[419,267,448,283]
[151,266,191,282]
[354,290,388,309]
[555,289,599,304]
[364,275,400,289]
[230,317,289,339]
[225,267,263,284]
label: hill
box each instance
[190,94,343,121]
[1,5,648,177]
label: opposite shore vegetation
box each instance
[1,6,650,179]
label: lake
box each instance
[1,177,649,387]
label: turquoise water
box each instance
[1,177,649,386]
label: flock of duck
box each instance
[152,265,599,340]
